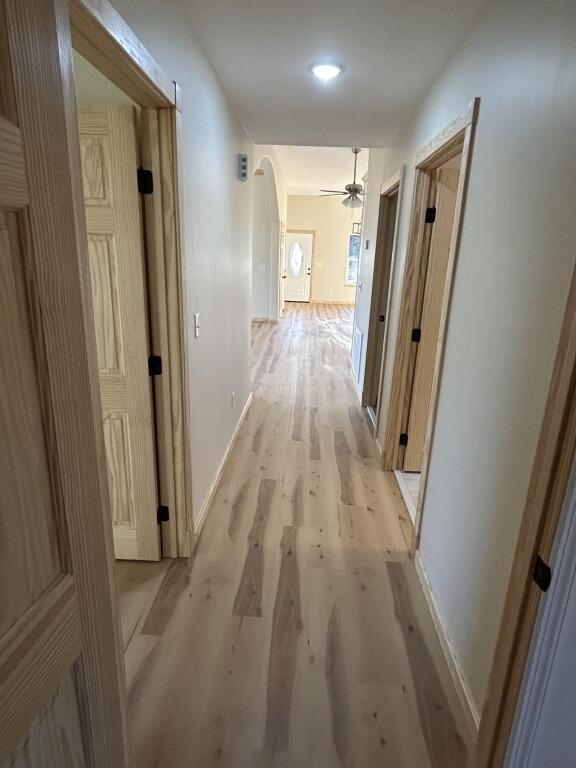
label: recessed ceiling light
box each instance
[310,63,343,82]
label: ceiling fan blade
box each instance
[319,193,344,197]
[320,189,347,194]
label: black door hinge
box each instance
[411,328,422,343]
[137,167,154,195]
[425,206,436,223]
[148,355,162,376]
[399,433,408,446]
[379,314,385,322]
[533,555,552,592]
[157,505,170,524]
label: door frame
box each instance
[68,0,193,557]
[476,263,576,766]
[381,98,480,547]
[286,228,315,303]
[362,167,405,427]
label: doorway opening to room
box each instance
[380,100,479,542]
[362,169,403,432]
[71,49,191,562]
[68,7,194,712]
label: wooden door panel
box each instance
[88,232,124,373]
[8,668,87,768]
[0,211,63,635]
[78,105,159,561]
[404,161,460,471]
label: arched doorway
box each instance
[252,157,281,320]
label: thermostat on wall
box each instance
[238,154,249,181]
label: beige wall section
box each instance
[73,51,137,105]
[287,195,361,304]
[356,0,576,716]
[110,0,253,529]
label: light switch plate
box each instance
[194,312,200,339]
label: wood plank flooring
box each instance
[118,303,472,767]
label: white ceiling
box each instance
[180,0,491,146]
[273,145,369,196]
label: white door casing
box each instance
[285,231,313,302]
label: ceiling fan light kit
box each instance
[319,147,364,207]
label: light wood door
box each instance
[0,0,126,764]
[404,158,461,471]
[285,232,312,302]
[78,105,160,560]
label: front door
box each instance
[78,105,160,560]
[285,231,313,302]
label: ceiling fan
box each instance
[320,147,364,208]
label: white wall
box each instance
[251,153,283,321]
[356,0,576,713]
[251,173,273,318]
[287,195,361,304]
[110,0,253,527]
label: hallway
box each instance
[121,304,472,767]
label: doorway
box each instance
[70,40,192,559]
[380,99,479,540]
[285,230,314,302]
[252,158,282,321]
[388,152,462,519]
[362,170,403,429]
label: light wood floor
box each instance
[118,302,472,767]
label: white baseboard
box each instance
[193,391,253,538]
[394,470,418,524]
[310,300,356,306]
[414,551,480,739]
[366,405,377,432]
[348,367,363,404]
